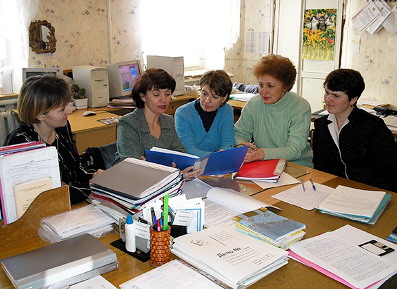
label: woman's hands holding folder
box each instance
[241,142,265,162]
[177,164,201,181]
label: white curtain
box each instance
[0,0,37,92]
[141,0,240,69]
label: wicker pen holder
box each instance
[149,226,171,267]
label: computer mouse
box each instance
[83,110,97,116]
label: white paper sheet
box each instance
[70,275,117,289]
[253,172,299,189]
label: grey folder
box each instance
[90,158,180,200]
[1,234,118,289]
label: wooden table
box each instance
[1,164,396,288]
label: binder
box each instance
[234,159,286,181]
[145,146,249,176]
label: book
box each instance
[234,159,286,182]
[1,234,119,289]
[317,185,391,224]
[90,158,180,200]
[145,146,249,176]
[0,145,61,224]
[233,207,306,249]
[289,225,397,289]
[171,224,288,289]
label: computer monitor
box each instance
[108,60,142,99]
[22,67,63,81]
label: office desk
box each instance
[1,164,396,289]
[69,95,196,154]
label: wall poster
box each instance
[302,9,337,61]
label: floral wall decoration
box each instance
[302,9,337,61]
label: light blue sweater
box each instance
[175,100,236,157]
[234,91,313,167]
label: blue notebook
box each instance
[145,146,249,176]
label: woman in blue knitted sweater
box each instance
[175,70,236,157]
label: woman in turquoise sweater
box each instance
[175,70,236,157]
[234,54,313,167]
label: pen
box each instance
[301,179,305,191]
[231,143,257,151]
[310,178,316,191]
[156,219,161,232]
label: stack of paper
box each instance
[289,225,397,289]
[0,142,61,224]
[234,159,286,182]
[39,205,114,243]
[233,207,306,249]
[90,158,184,212]
[145,146,249,176]
[171,224,288,289]
[317,185,392,224]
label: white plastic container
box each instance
[125,214,136,253]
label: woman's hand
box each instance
[181,166,201,181]
[241,142,265,162]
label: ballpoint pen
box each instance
[231,143,257,151]
[310,178,316,191]
[300,179,305,191]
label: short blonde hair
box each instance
[17,75,71,124]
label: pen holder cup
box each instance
[149,226,171,267]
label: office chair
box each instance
[80,142,117,170]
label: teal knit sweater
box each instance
[234,91,313,167]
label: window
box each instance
[141,0,240,69]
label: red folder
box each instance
[235,159,286,181]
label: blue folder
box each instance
[145,146,249,176]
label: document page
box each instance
[204,200,239,227]
[70,275,117,289]
[290,231,397,289]
[120,260,223,289]
[318,185,385,217]
[172,224,288,286]
[272,182,333,210]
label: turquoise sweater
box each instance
[234,92,313,167]
[175,100,236,157]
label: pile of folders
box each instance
[89,158,184,213]
[233,207,306,249]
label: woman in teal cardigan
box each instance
[234,54,313,167]
[175,70,236,157]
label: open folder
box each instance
[145,146,249,176]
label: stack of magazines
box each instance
[233,207,306,249]
[90,158,184,213]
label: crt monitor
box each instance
[22,67,63,81]
[108,60,141,99]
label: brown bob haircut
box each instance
[199,70,233,105]
[131,68,176,108]
[253,54,297,91]
[17,75,71,124]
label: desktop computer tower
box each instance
[146,55,185,95]
[72,66,109,108]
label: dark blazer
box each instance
[313,107,397,192]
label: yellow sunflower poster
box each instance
[302,9,337,61]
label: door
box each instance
[273,0,344,112]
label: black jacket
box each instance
[313,108,397,192]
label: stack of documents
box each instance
[289,225,397,289]
[171,224,288,289]
[90,158,184,212]
[233,207,306,249]
[317,185,391,224]
[234,159,286,182]
[0,141,61,224]
[39,205,114,243]
[145,146,249,176]
[273,183,391,224]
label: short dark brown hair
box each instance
[253,54,296,91]
[324,69,365,101]
[131,68,176,108]
[17,75,71,124]
[199,70,232,105]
